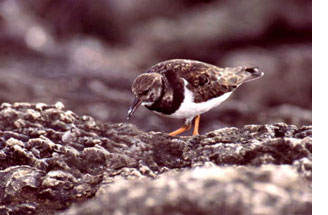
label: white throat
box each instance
[142,101,154,106]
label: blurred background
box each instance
[0,0,311,134]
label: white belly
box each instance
[167,83,232,119]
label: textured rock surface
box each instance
[0,103,311,215]
[62,166,311,215]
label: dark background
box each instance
[0,0,312,134]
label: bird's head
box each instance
[127,73,163,120]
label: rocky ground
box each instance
[0,103,312,215]
[0,1,312,214]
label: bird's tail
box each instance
[243,67,264,82]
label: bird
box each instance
[127,59,263,136]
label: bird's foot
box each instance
[169,124,192,136]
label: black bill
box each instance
[127,97,143,120]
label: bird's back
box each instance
[147,59,262,103]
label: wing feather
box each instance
[147,59,253,103]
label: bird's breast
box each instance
[164,84,232,119]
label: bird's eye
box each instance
[140,89,149,96]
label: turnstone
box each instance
[127,59,263,136]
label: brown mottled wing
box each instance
[147,59,252,103]
[177,61,252,103]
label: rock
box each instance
[0,102,311,215]
[62,165,311,215]
[0,0,312,213]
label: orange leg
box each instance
[192,115,200,136]
[169,124,192,136]
[169,115,201,136]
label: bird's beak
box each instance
[127,97,143,120]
